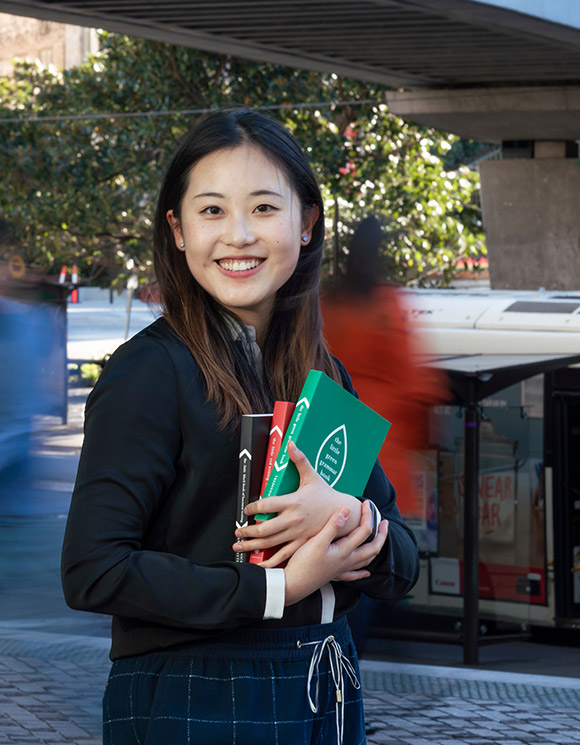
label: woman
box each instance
[62,109,419,745]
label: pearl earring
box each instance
[179,242,185,248]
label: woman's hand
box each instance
[232,441,363,565]
[283,500,389,606]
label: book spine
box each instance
[259,402,296,502]
[263,375,321,499]
[249,402,294,565]
[234,414,271,563]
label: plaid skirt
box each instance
[102,616,366,745]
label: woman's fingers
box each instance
[233,533,289,553]
[329,512,388,576]
[287,440,319,485]
[243,495,288,518]
[343,518,389,568]
[334,499,374,550]
[257,541,298,568]
[334,569,371,582]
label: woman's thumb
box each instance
[321,507,351,543]
[287,440,316,483]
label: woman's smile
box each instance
[216,257,266,274]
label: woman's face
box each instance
[167,144,318,338]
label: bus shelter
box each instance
[429,352,580,664]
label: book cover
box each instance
[249,401,295,565]
[234,413,272,563]
[258,369,391,510]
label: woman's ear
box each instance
[166,209,185,251]
[301,205,320,245]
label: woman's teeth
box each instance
[218,259,263,272]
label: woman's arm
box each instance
[61,335,271,631]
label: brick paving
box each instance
[364,691,580,745]
[0,652,106,744]
[2,640,580,744]
[362,660,580,745]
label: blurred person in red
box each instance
[322,216,448,648]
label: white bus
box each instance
[390,288,580,635]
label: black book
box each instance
[234,413,272,562]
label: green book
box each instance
[255,369,391,520]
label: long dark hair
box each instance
[153,109,340,431]
[341,215,384,296]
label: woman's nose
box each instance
[224,214,256,248]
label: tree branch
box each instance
[168,48,205,106]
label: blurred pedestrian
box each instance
[322,216,447,650]
[0,277,54,511]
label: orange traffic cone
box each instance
[71,264,79,303]
[58,265,67,284]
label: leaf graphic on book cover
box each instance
[315,424,347,488]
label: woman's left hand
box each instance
[232,441,364,564]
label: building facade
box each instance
[0,12,97,76]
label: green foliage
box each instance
[443,138,496,170]
[67,361,102,387]
[0,33,484,286]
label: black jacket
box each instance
[61,317,419,660]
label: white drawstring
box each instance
[297,634,360,745]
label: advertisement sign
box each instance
[456,467,516,544]
[429,557,546,604]
[406,449,438,554]
[454,420,518,545]
[430,557,460,595]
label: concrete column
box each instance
[479,154,580,290]
[386,87,580,290]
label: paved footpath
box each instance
[2,632,580,744]
[362,660,580,745]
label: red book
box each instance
[249,401,295,565]
[259,402,296,499]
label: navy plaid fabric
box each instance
[102,617,366,745]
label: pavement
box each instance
[3,634,580,744]
[2,309,580,744]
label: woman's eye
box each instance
[255,204,275,213]
[201,205,222,216]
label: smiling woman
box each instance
[153,110,335,430]
[61,109,419,745]
[165,144,317,344]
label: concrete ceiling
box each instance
[2,0,580,91]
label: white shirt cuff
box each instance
[263,568,285,619]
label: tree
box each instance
[0,32,484,287]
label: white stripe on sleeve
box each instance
[263,567,285,619]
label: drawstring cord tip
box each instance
[298,633,360,745]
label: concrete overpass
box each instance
[3,0,580,289]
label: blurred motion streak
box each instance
[0,263,68,511]
[322,216,448,520]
